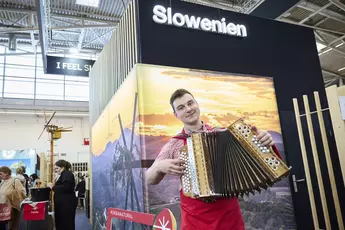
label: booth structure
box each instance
[89,0,345,229]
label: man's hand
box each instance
[252,126,275,147]
[154,159,185,176]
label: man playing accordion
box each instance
[146,88,278,230]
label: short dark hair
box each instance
[55,159,72,171]
[0,166,12,176]
[170,89,194,112]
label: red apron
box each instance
[174,127,282,230]
[174,128,245,230]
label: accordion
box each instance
[179,119,290,199]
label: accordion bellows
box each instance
[179,119,290,199]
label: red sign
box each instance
[23,202,46,221]
[84,138,90,146]
[0,203,11,221]
[106,208,176,230]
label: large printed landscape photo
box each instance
[91,64,297,230]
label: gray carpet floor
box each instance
[75,209,92,230]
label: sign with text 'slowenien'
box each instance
[46,56,95,77]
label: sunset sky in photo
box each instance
[92,64,282,156]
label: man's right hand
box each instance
[154,159,185,176]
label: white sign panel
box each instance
[152,5,248,38]
[339,96,345,120]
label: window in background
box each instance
[35,68,64,100]
[0,75,3,96]
[6,55,36,67]
[65,76,89,101]
[36,55,43,67]
[5,65,35,78]
[0,62,3,96]
[3,76,35,99]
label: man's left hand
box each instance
[251,126,274,147]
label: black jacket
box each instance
[75,180,86,197]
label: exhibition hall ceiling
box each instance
[0,0,344,85]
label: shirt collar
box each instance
[183,121,208,135]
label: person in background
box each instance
[29,174,41,188]
[20,166,29,196]
[15,168,25,186]
[50,160,77,230]
[75,176,86,209]
[0,166,26,230]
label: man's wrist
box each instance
[152,161,164,174]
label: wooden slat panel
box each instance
[89,0,139,126]
[293,98,319,229]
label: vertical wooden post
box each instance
[303,95,331,229]
[314,91,344,229]
[50,132,54,183]
[50,132,54,212]
[293,98,319,229]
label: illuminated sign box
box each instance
[46,56,95,77]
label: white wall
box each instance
[0,114,90,163]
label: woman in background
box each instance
[75,176,86,209]
[51,160,77,230]
[0,166,26,230]
[15,168,25,186]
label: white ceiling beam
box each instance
[55,32,77,48]
[51,17,78,26]
[280,18,345,35]
[0,7,119,24]
[297,2,345,25]
[299,2,332,24]
[54,30,80,35]
[0,24,115,34]
[317,39,345,56]
[14,15,28,25]
[90,29,105,45]
[51,13,117,25]
[314,31,326,43]
[318,31,345,45]
[0,16,26,27]
[322,69,344,78]
[329,0,345,12]
[77,29,86,52]
[82,29,113,48]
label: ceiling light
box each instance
[316,42,326,52]
[76,0,100,7]
[335,42,344,48]
[338,67,345,72]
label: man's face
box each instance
[173,93,201,125]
